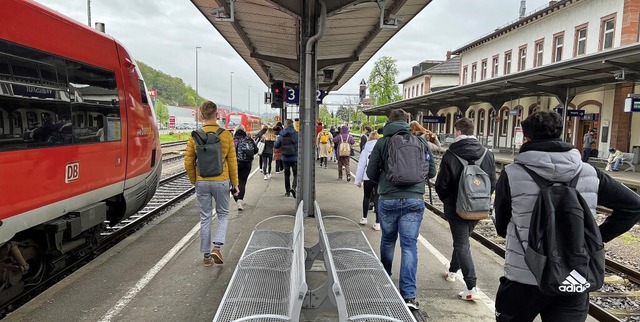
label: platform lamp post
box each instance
[195,46,201,128]
[230,72,234,112]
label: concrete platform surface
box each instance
[6,157,595,322]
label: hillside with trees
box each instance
[137,61,207,107]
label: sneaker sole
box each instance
[458,295,476,301]
[211,253,224,264]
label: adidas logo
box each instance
[558,270,591,293]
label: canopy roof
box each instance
[364,43,640,115]
[191,0,433,91]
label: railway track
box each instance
[1,170,195,317]
[350,150,640,322]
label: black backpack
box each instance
[235,137,257,162]
[383,131,429,186]
[515,164,605,296]
[192,128,225,177]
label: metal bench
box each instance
[213,202,308,322]
[589,151,636,172]
[305,202,417,322]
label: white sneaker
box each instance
[458,287,478,301]
[444,271,457,282]
[359,217,367,225]
[264,175,268,180]
[373,223,381,231]
[237,200,244,211]
[267,174,271,179]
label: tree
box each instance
[154,100,169,126]
[336,105,352,122]
[368,56,402,106]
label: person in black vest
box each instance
[494,110,640,321]
[360,126,371,152]
[435,117,496,300]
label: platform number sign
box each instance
[65,161,80,183]
[285,87,326,104]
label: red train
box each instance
[225,112,262,135]
[217,108,230,127]
[0,0,161,297]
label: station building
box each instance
[367,0,640,158]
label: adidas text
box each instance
[558,270,591,293]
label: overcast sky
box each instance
[34,0,552,113]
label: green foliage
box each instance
[154,100,169,126]
[368,56,402,106]
[137,61,207,107]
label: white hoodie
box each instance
[354,139,377,185]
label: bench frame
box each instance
[304,202,417,322]
[589,151,636,172]
[213,203,307,322]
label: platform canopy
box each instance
[363,43,640,116]
[191,0,433,91]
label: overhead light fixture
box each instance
[211,0,235,22]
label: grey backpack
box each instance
[192,128,225,177]
[452,149,491,220]
[384,131,429,186]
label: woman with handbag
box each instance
[261,128,277,179]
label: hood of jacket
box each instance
[448,137,486,161]
[340,125,350,134]
[382,121,411,137]
[233,129,247,138]
[514,139,583,182]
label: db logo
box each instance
[65,162,80,183]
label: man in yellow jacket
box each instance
[184,101,239,267]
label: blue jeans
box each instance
[612,158,622,171]
[582,148,591,162]
[196,180,230,253]
[378,198,424,300]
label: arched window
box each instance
[420,83,424,95]
[477,109,486,135]
[512,106,523,135]
[468,110,475,119]
[439,113,445,133]
[446,113,453,134]
[500,107,509,136]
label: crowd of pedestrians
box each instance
[185,101,640,322]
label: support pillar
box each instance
[611,83,634,151]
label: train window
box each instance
[0,55,9,77]
[26,111,38,129]
[139,79,148,105]
[67,62,120,143]
[11,58,39,83]
[228,114,242,129]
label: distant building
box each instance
[400,55,460,100]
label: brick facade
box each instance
[621,0,640,45]
[610,83,634,151]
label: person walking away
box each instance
[184,101,239,267]
[274,119,298,197]
[316,121,323,161]
[606,147,624,171]
[255,125,268,171]
[494,110,640,322]
[435,117,496,300]
[366,109,436,311]
[317,125,333,169]
[273,122,283,173]
[233,125,258,210]
[354,131,381,230]
[329,125,339,162]
[582,128,596,162]
[360,126,372,152]
[261,128,276,179]
[333,125,355,181]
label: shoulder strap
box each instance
[520,164,581,189]
[450,151,468,166]
[214,128,224,136]
[451,148,488,166]
[192,130,206,145]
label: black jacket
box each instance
[262,139,275,156]
[435,137,497,221]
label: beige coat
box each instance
[316,130,333,158]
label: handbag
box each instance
[257,139,265,155]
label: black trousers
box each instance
[275,160,283,172]
[283,160,297,193]
[234,161,252,201]
[495,277,589,322]
[448,218,479,290]
[362,180,379,222]
[262,154,273,174]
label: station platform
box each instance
[7,157,595,322]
